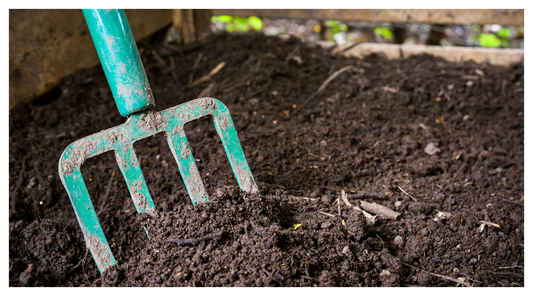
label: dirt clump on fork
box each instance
[9,32,523,286]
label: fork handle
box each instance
[83,9,155,117]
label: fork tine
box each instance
[58,163,116,273]
[209,99,259,193]
[115,144,156,214]
[167,128,209,205]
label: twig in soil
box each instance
[376,234,385,249]
[403,262,473,287]
[458,273,483,284]
[397,186,418,202]
[98,170,115,214]
[462,210,500,229]
[72,247,88,271]
[189,62,225,87]
[285,46,299,65]
[503,199,524,206]
[479,221,500,228]
[291,65,361,116]
[151,50,166,66]
[169,57,184,89]
[168,231,223,245]
[287,195,318,201]
[341,190,376,225]
[359,200,400,219]
[499,265,523,269]
[319,211,336,217]
[81,248,90,284]
[193,53,203,69]
[11,155,28,214]
[92,277,102,286]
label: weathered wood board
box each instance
[9,9,173,110]
[213,9,524,26]
[318,41,524,67]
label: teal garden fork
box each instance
[58,9,258,274]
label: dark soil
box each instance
[9,32,524,287]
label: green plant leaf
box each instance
[248,16,262,31]
[497,27,511,40]
[478,33,501,48]
[218,15,233,23]
[325,20,339,27]
[374,27,393,39]
[234,17,248,25]
[293,224,301,230]
[339,24,348,32]
[234,17,249,32]
[226,23,235,32]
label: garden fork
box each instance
[58,9,258,274]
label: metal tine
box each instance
[166,128,209,205]
[114,144,156,214]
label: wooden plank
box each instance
[194,9,213,41]
[181,9,196,44]
[213,9,524,26]
[173,9,213,44]
[9,9,173,110]
[317,41,523,67]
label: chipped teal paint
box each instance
[82,9,155,117]
[58,97,258,273]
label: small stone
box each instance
[380,270,391,277]
[320,140,328,148]
[453,268,460,273]
[394,235,403,246]
[342,246,350,255]
[394,201,402,210]
[434,211,452,221]
[321,222,332,229]
[424,142,440,155]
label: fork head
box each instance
[58,97,258,273]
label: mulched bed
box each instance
[9,32,524,287]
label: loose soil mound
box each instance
[9,32,524,287]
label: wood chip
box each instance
[341,190,376,225]
[359,200,400,219]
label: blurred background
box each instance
[9,9,524,111]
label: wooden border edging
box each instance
[9,9,173,110]
[213,9,524,26]
[317,41,524,67]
